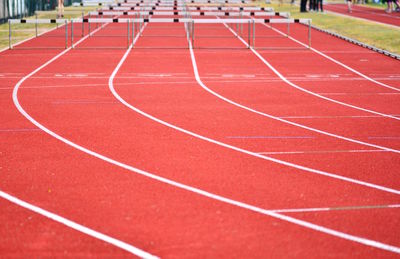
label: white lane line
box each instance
[257,149,388,155]
[13,24,400,256]
[239,24,400,121]
[226,135,315,139]
[111,36,400,195]
[108,27,400,255]
[193,20,400,156]
[262,22,400,93]
[9,22,158,259]
[0,190,158,259]
[279,115,400,119]
[271,203,400,214]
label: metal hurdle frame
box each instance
[8,18,69,50]
[8,17,312,51]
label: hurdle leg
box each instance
[35,14,38,37]
[308,20,311,49]
[89,13,91,36]
[252,19,255,48]
[81,12,84,37]
[131,19,135,47]
[240,12,243,36]
[127,20,130,48]
[191,20,194,48]
[65,21,68,49]
[71,20,74,49]
[247,20,250,48]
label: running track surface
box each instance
[1,19,400,258]
[324,3,400,26]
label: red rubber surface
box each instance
[324,3,400,26]
[1,16,400,258]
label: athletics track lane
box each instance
[1,21,399,257]
[324,3,400,27]
[191,22,400,148]
[112,23,400,253]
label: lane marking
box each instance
[111,33,400,195]
[272,203,400,214]
[226,136,315,139]
[107,26,400,254]
[279,115,400,119]
[240,23,400,121]
[257,149,388,155]
[0,190,158,259]
[262,23,400,93]
[189,20,400,157]
[368,136,400,140]
[9,21,158,259]
[12,20,400,256]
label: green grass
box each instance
[0,6,97,50]
[261,1,400,55]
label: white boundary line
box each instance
[257,149,388,155]
[0,190,158,259]
[260,22,400,92]
[106,24,400,255]
[109,43,400,195]
[110,25,400,193]
[224,19,400,121]
[7,22,158,259]
[186,20,400,155]
[271,203,400,213]
[11,25,400,255]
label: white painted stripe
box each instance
[8,21,158,259]
[0,190,158,259]
[279,115,400,119]
[262,23,400,92]
[271,203,400,213]
[257,149,388,155]
[11,20,400,256]
[113,24,400,194]
[244,23,400,120]
[192,20,400,155]
[12,36,400,256]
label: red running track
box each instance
[1,19,400,257]
[324,3,400,26]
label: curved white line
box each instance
[109,26,400,195]
[8,23,158,259]
[226,21,400,121]
[189,26,400,154]
[262,22,400,92]
[0,190,158,259]
[11,26,400,255]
